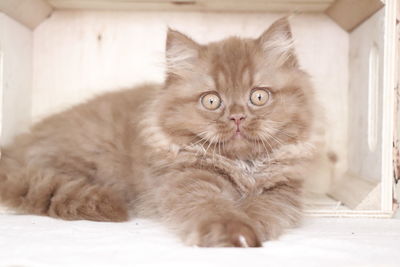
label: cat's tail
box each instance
[0,157,129,222]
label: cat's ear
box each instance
[257,17,299,68]
[166,28,200,75]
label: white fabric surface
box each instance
[0,214,399,267]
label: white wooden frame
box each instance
[323,0,398,218]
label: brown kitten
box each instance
[0,18,319,247]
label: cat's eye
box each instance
[250,88,270,106]
[201,93,221,110]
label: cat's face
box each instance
[158,18,315,160]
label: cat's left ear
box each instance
[258,17,299,68]
[166,28,200,75]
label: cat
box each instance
[0,17,321,247]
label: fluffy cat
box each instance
[0,17,320,247]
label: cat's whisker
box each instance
[197,138,210,157]
[258,135,271,161]
[203,136,216,158]
[218,137,221,156]
[265,124,296,139]
[257,140,266,159]
[258,124,288,149]
[260,133,274,155]
[194,131,210,140]
[181,131,212,152]
[254,139,263,157]
[186,133,209,152]
[190,134,210,157]
[211,136,218,160]
[187,136,205,147]
[268,129,289,147]
[215,136,220,159]
[277,130,296,139]
[264,130,284,147]
[212,136,219,162]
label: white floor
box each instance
[1,213,400,267]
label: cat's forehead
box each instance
[205,37,257,93]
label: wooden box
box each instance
[0,0,399,217]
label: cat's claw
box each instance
[195,219,262,247]
[238,235,249,248]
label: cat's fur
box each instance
[0,18,320,247]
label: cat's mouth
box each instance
[192,127,256,147]
[229,128,264,144]
[233,128,243,139]
[234,131,242,138]
[229,129,251,142]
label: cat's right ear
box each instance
[166,28,200,75]
[257,17,299,68]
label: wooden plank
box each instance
[326,0,384,32]
[47,0,335,12]
[380,0,398,211]
[0,13,33,146]
[347,9,384,184]
[394,0,400,206]
[304,210,394,218]
[0,0,52,30]
[328,172,381,210]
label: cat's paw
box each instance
[192,218,262,247]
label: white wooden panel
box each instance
[0,13,32,146]
[347,10,385,182]
[380,0,397,211]
[394,0,400,206]
[32,11,349,184]
[46,0,335,12]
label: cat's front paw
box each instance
[192,218,262,247]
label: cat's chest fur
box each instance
[234,159,259,174]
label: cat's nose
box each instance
[229,114,246,126]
